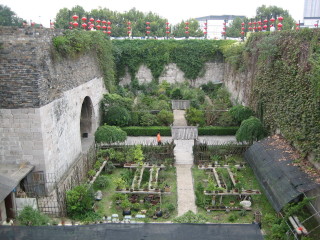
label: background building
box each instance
[196,15,245,39]
[303,0,320,28]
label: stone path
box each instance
[173,110,188,126]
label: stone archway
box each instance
[80,96,94,139]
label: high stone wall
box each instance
[0,27,106,182]
[119,62,225,86]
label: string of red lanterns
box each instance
[146,21,151,35]
[165,22,170,38]
[185,22,189,36]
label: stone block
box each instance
[22,155,34,161]
[11,109,21,114]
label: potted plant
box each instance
[113,177,126,191]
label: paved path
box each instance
[173,110,187,126]
[174,140,197,216]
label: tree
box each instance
[226,17,244,38]
[0,5,24,26]
[17,206,50,226]
[95,125,127,143]
[55,5,87,29]
[236,117,266,144]
[104,105,131,126]
[229,105,254,124]
[172,19,203,38]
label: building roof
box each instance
[195,15,245,21]
[0,163,34,202]
[244,135,319,212]
[0,223,263,240]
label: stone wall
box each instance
[0,27,101,109]
[119,62,225,86]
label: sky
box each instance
[1,0,305,27]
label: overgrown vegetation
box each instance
[224,29,320,161]
[113,40,234,82]
[17,206,50,226]
[95,125,127,143]
[52,30,115,91]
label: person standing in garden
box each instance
[157,132,162,145]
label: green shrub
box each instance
[236,117,266,144]
[94,175,109,189]
[157,110,174,126]
[102,93,133,110]
[171,88,183,99]
[229,105,254,124]
[140,113,159,126]
[104,105,131,127]
[185,107,205,126]
[150,100,171,111]
[216,111,237,126]
[173,210,208,223]
[121,126,171,136]
[198,126,239,135]
[17,206,50,226]
[95,125,127,143]
[66,184,94,219]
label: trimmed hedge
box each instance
[198,126,239,135]
[121,126,171,136]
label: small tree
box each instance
[104,105,131,127]
[229,105,254,124]
[157,110,174,126]
[95,125,127,144]
[236,117,266,144]
[66,184,94,219]
[185,107,205,126]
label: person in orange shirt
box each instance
[157,132,162,145]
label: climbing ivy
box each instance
[112,39,235,82]
[52,30,115,92]
[224,29,320,161]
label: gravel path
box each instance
[173,110,187,126]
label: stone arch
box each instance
[80,96,94,139]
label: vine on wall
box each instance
[52,30,116,91]
[112,39,235,82]
[224,29,320,162]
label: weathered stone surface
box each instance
[0,27,101,109]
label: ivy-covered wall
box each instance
[112,39,234,82]
[223,29,320,163]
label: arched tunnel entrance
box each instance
[80,96,94,143]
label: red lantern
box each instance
[107,31,111,35]
[166,22,169,25]
[253,21,257,25]
[263,25,267,29]
[248,22,252,25]
[203,31,207,34]
[241,27,245,30]
[166,26,170,30]
[69,22,73,25]
[296,27,300,30]
[90,24,94,28]
[185,31,189,34]
[146,31,150,34]
[253,26,256,30]
[127,31,131,34]
[127,21,131,25]
[107,26,112,30]
[88,21,92,25]
[185,22,189,25]
[72,15,78,21]
[221,31,226,35]
[248,27,253,30]
[146,26,151,29]
[73,22,78,27]
[102,20,107,25]
[241,22,245,26]
[223,27,226,30]
[278,27,282,30]
[258,20,262,25]
[270,17,275,22]
[204,22,207,25]
[146,22,150,25]
[277,23,283,28]
[69,26,73,29]
[127,26,131,30]
[185,26,189,30]
[314,23,318,27]
[204,27,207,30]
[102,25,107,29]
[257,26,262,31]
[81,17,87,22]
[296,23,300,26]
[103,31,107,34]
[166,31,170,34]
[241,31,245,35]
[89,17,94,22]
[96,19,101,24]
[223,22,226,25]
[278,16,284,21]
[263,19,268,23]
[96,25,101,30]
[107,21,111,25]
[81,23,87,29]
